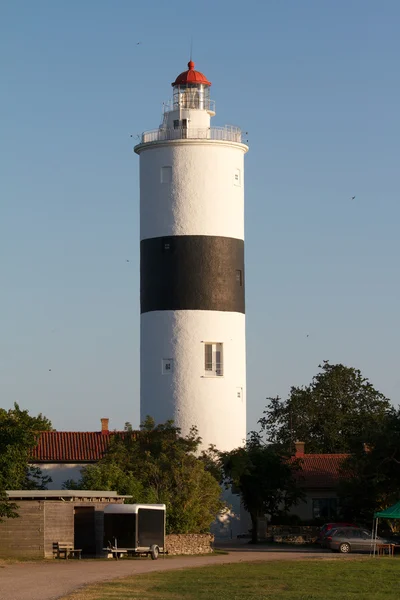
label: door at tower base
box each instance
[140,310,246,453]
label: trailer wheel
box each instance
[150,545,159,560]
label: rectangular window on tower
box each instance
[162,359,173,374]
[234,168,241,186]
[204,343,223,377]
[161,166,172,183]
[162,237,174,253]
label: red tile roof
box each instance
[293,454,350,488]
[31,431,126,463]
[32,433,350,490]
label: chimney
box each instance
[295,441,305,457]
[101,418,109,434]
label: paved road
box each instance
[0,549,351,600]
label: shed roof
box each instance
[6,490,131,500]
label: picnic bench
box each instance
[376,543,395,556]
[53,541,82,559]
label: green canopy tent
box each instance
[375,501,400,519]
[372,501,400,555]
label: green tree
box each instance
[260,361,391,453]
[338,408,400,526]
[0,403,52,520]
[0,490,18,522]
[64,417,224,534]
[221,433,304,543]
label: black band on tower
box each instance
[141,235,245,314]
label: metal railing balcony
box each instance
[163,98,216,113]
[139,125,243,145]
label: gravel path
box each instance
[0,548,350,600]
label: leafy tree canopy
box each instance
[339,408,400,526]
[64,417,224,534]
[0,403,52,521]
[260,361,391,453]
[220,433,304,543]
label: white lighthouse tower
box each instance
[135,61,248,452]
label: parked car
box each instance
[325,527,393,553]
[318,523,358,547]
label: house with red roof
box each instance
[32,423,348,522]
[31,418,119,488]
[291,441,349,521]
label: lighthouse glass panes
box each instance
[173,84,210,111]
[204,343,223,377]
[135,60,248,453]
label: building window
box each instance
[236,387,243,400]
[204,343,223,377]
[236,269,242,286]
[312,498,338,520]
[234,168,241,186]
[162,237,174,252]
[161,166,172,183]
[173,119,187,129]
[162,359,173,374]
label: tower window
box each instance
[204,343,223,377]
[162,358,173,374]
[173,120,179,129]
[162,237,174,252]
[161,166,172,183]
[236,270,242,286]
[234,168,241,186]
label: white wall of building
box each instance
[141,310,246,452]
[34,463,88,489]
[139,141,246,241]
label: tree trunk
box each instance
[250,513,258,544]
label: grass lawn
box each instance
[61,558,400,600]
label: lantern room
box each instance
[171,61,214,114]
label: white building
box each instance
[135,61,248,453]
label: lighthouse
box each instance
[135,61,248,452]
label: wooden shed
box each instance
[1,490,130,559]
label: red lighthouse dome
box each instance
[172,61,211,87]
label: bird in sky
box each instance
[136,42,142,45]
[126,259,130,263]
[351,196,356,200]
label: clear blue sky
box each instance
[1,0,399,434]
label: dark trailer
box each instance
[104,503,166,559]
